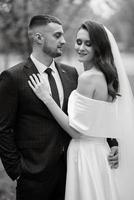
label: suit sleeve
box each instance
[107,138,118,148]
[0,71,22,180]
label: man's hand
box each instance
[108,146,119,169]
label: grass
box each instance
[0,161,16,200]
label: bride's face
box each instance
[75,28,94,65]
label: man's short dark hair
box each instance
[29,14,62,29]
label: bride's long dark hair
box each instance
[79,20,119,100]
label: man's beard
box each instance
[43,44,62,58]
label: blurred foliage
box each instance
[0,168,16,200]
[105,0,134,52]
[0,0,134,59]
[0,0,61,57]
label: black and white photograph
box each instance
[0,0,134,199]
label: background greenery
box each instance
[0,0,134,70]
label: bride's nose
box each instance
[79,43,85,51]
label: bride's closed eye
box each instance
[76,39,92,47]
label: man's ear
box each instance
[34,33,44,44]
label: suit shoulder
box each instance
[58,62,78,75]
[0,61,26,84]
[7,61,26,74]
[0,61,26,79]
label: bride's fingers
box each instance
[32,74,40,85]
[37,74,49,90]
[28,80,36,92]
[37,73,44,83]
[41,74,47,82]
[29,75,37,87]
[39,73,47,84]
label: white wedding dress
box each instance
[65,89,119,200]
[64,27,134,200]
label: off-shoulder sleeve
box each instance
[68,90,121,139]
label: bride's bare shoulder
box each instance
[77,69,108,99]
[78,69,105,85]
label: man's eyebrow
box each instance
[54,30,64,34]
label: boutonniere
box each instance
[61,69,66,73]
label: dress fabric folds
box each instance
[65,90,119,200]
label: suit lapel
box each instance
[23,58,53,118]
[55,62,72,111]
[23,57,39,78]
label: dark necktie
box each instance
[45,68,60,107]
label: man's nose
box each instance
[61,36,66,45]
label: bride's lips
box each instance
[78,53,87,57]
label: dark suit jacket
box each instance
[0,58,78,180]
[0,58,117,180]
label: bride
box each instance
[28,20,134,200]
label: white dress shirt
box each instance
[30,54,64,107]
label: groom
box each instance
[0,14,118,200]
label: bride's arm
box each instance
[43,96,81,139]
[28,74,82,139]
